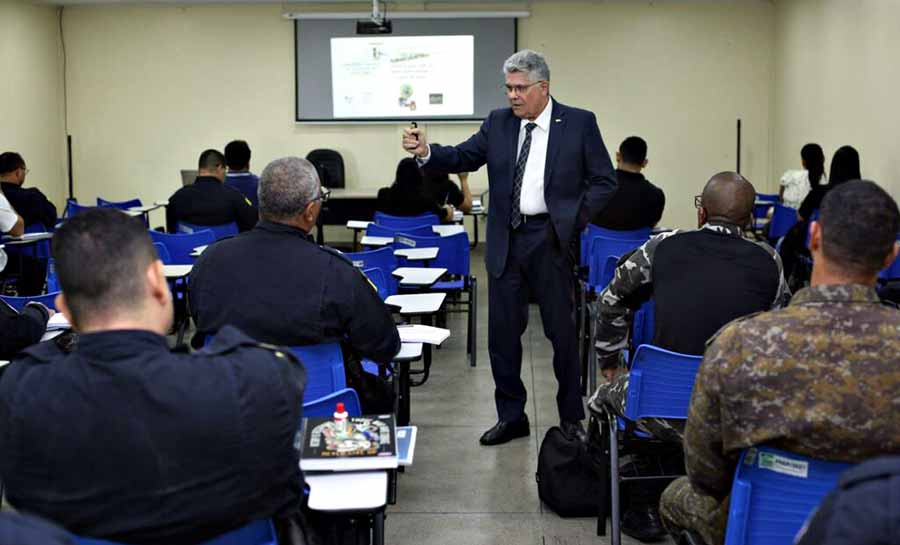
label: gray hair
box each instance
[502,49,550,82]
[258,157,320,221]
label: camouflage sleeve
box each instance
[594,230,679,370]
[753,239,791,308]
[683,324,740,500]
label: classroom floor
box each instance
[386,244,660,545]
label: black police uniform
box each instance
[189,220,401,365]
[0,325,306,545]
[0,513,75,545]
[0,182,58,229]
[0,301,50,359]
[166,176,258,233]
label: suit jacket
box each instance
[426,99,617,277]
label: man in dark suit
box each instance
[402,49,617,445]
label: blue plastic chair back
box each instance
[631,300,656,349]
[153,242,172,264]
[291,343,347,404]
[149,230,215,265]
[345,247,398,295]
[64,200,95,219]
[302,388,362,418]
[879,235,900,281]
[97,197,143,209]
[393,232,469,277]
[768,204,799,240]
[623,344,703,421]
[588,236,647,290]
[362,267,388,300]
[75,519,277,545]
[581,225,652,267]
[597,255,619,291]
[178,221,239,241]
[724,446,851,545]
[366,223,435,241]
[374,211,440,229]
[0,291,61,312]
[756,193,779,203]
[46,258,60,293]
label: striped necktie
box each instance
[509,122,538,229]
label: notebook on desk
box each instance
[300,414,398,472]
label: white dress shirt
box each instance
[0,193,19,272]
[416,98,553,215]
[515,97,552,215]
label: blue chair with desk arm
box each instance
[0,291,61,312]
[62,200,95,220]
[97,197,142,209]
[178,221,239,241]
[74,519,278,545]
[392,231,476,367]
[594,344,703,545]
[374,212,440,230]
[346,247,399,297]
[674,447,851,545]
[149,230,215,265]
[364,223,434,250]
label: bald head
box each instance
[699,172,756,227]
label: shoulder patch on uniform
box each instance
[704,311,764,348]
[320,244,354,266]
[244,197,253,206]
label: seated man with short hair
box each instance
[190,156,401,412]
[224,140,261,208]
[0,208,307,544]
[591,136,665,230]
[660,180,900,545]
[589,172,789,542]
[166,148,258,233]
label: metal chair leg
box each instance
[588,302,598,395]
[470,277,477,367]
[609,412,621,545]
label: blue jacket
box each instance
[427,99,617,277]
[795,456,900,545]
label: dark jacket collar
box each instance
[254,220,315,241]
[22,329,169,363]
[194,176,222,185]
[790,284,881,306]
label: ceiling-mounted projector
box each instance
[356,19,392,34]
[357,0,391,34]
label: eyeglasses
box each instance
[694,195,703,209]
[19,167,29,175]
[311,186,331,204]
[502,81,545,96]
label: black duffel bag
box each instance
[536,425,608,518]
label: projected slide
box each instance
[331,35,474,119]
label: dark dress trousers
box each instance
[426,100,617,422]
[0,326,306,545]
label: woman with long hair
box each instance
[376,158,455,222]
[779,143,826,209]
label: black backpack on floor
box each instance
[536,426,608,518]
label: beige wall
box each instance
[0,0,67,212]
[772,0,900,197]
[62,0,776,230]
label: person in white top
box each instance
[779,143,826,209]
[0,191,25,273]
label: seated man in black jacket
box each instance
[0,208,309,545]
[190,156,401,412]
[591,136,665,231]
[0,299,52,360]
[0,152,58,229]
[166,149,258,233]
[0,152,54,295]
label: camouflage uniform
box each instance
[660,284,900,545]
[589,223,789,440]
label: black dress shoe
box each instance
[560,420,587,442]
[479,416,530,446]
[621,506,667,543]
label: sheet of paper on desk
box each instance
[5,232,52,242]
[46,313,71,331]
[452,210,464,222]
[397,324,450,345]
